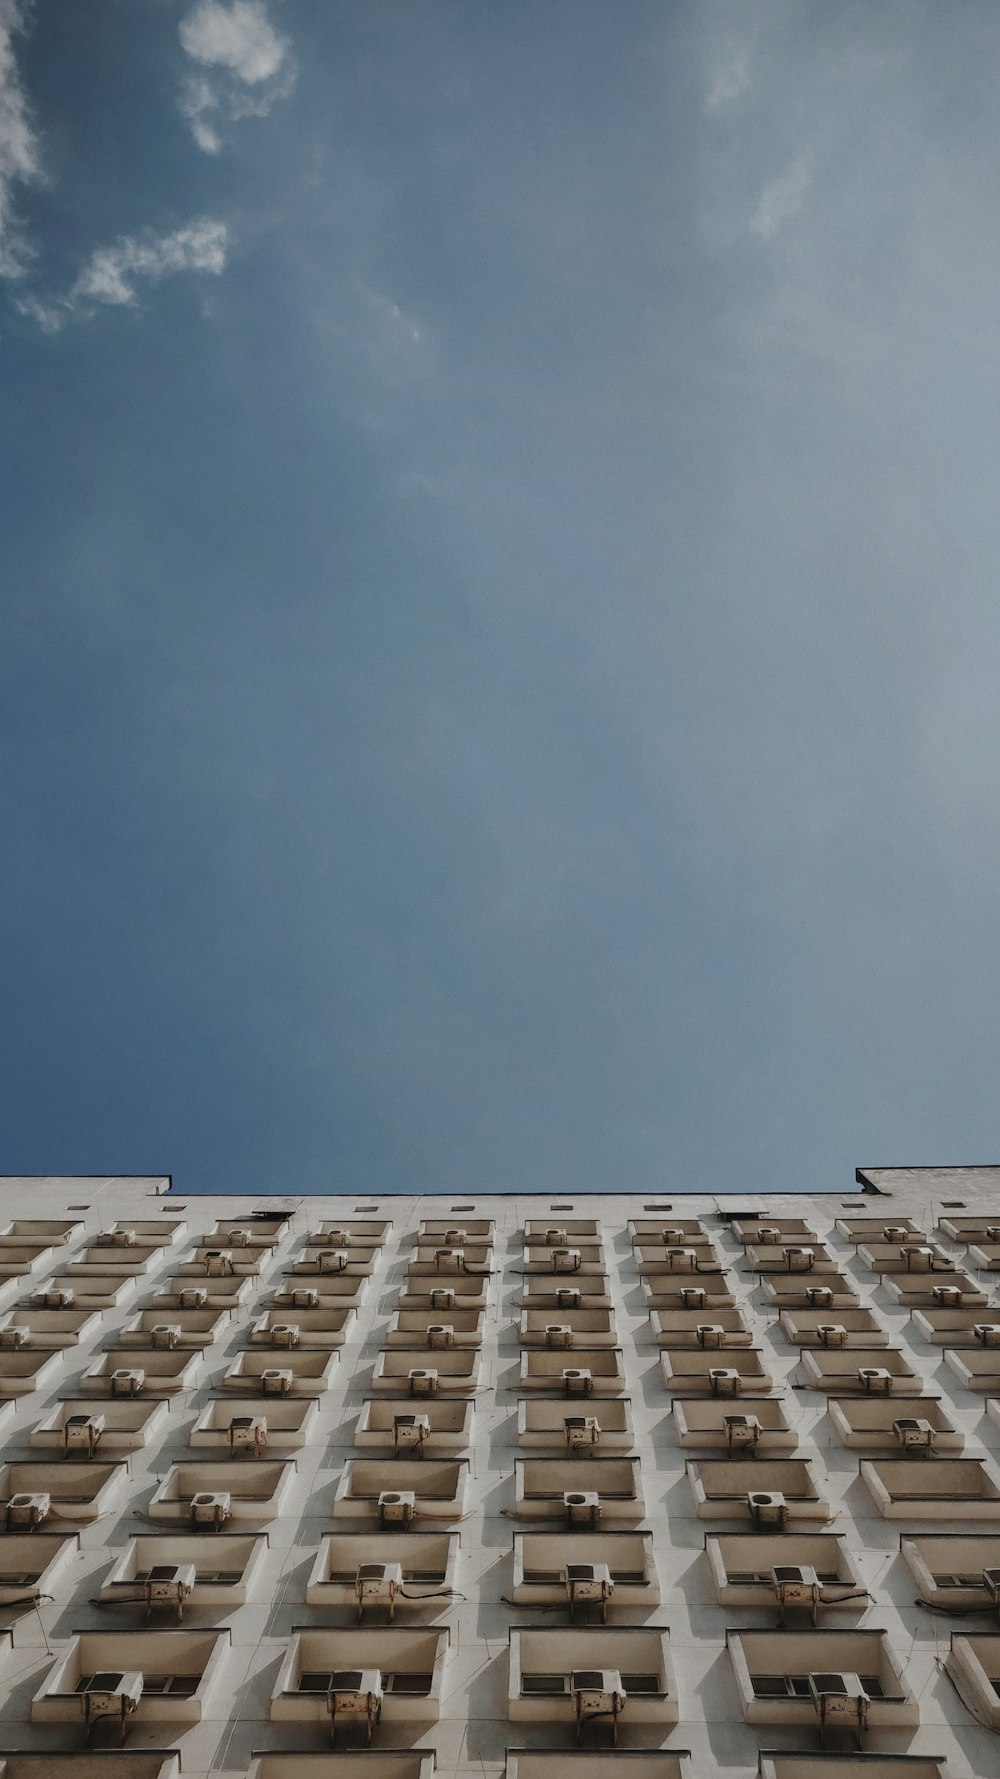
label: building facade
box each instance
[0,1168,996,1779]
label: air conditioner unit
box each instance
[261,1367,293,1395]
[893,1416,935,1453]
[710,1367,742,1396]
[38,1287,75,1308]
[807,1672,870,1746]
[564,1489,601,1526]
[563,1367,593,1397]
[81,1670,144,1739]
[326,1670,384,1744]
[291,1287,320,1309]
[552,1248,582,1273]
[408,1368,438,1396]
[975,1324,1000,1347]
[150,1323,181,1349]
[319,1249,349,1273]
[661,1227,685,1245]
[933,1284,962,1306]
[545,1324,574,1348]
[564,1561,613,1618]
[982,1566,1000,1604]
[784,1247,814,1271]
[6,1490,50,1528]
[557,1287,582,1309]
[191,1489,231,1529]
[227,1228,252,1247]
[377,1488,416,1526]
[229,1414,267,1456]
[748,1489,786,1528]
[0,1325,28,1348]
[355,1560,403,1619]
[757,1226,782,1244]
[680,1286,706,1309]
[807,1286,833,1308]
[817,1324,848,1347]
[435,1247,465,1271]
[111,1368,145,1396]
[145,1561,197,1620]
[64,1412,105,1455]
[110,1229,137,1247]
[901,1245,933,1271]
[426,1324,455,1348]
[725,1413,760,1452]
[269,1322,300,1348]
[882,1225,908,1242]
[571,1670,626,1742]
[204,1249,234,1275]
[858,1366,892,1394]
[393,1412,430,1454]
[565,1414,601,1453]
[666,1247,697,1272]
[987,1226,1000,1244]
[430,1288,455,1310]
[179,1287,207,1309]
[697,1324,725,1348]
[443,1228,464,1245]
[324,1228,351,1247]
[546,1228,568,1245]
[771,1562,821,1622]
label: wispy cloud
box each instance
[749,156,810,240]
[178,0,295,154]
[0,0,42,278]
[17,217,231,329]
[705,46,750,112]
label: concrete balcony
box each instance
[47,1274,139,1308]
[726,1628,918,1731]
[314,1219,390,1245]
[760,1275,860,1311]
[306,1532,460,1610]
[660,1348,774,1395]
[798,1348,919,1395]
[0,1530,80,1604]
[633,1242,723,1277]
[826,1397,963,1454]
[520,1309,617,1348]
[0,1220,83,1245]
[706,1533,860,1609]
[861,1457,1000,1520]
[648,1309,751,1348]
[627,1218,713,1244]
[272,1276,369,1308]
[30,1628,230,1731]
[0,1307,102,1348]
[518,1350,626,1396]
[270,1627,449,1730]
[31,1399,170,1455]
[396,1279,490,1313]
[81,1349,202,1395]
[408,1245,494,1278]
[370,1351,481,1394]
[513,1458,644,1524]
[687,1458,833,1523]
[222,1350,339,1396]
[100,1533,268,1611]
[910,1306,1000,1345]
[116,1309,229,1348]
[517,1399,635,1452]
[857,1242,956,1274]
[525,1221,600,1242]
[642,1278,736,1312]
[0,1460,126,1524]
[523,1279,615,1311]
[420,1219,495,1242]
[836,1217,923,1243]
[190,1398,319,1451]
[900,1532,1000,1607]
[733,1219,818,1246]
[147,1459,297,1524]
[778,1310,887,1348]
[882,1271,987,1309]
[508,1626,678,1730]
[512,1531,658,1609]
[354,1399,474,1454]
[333,1459,469,1523]
[0,1346,64,1395]
[746,1245,837,1275]
[247,1308,358,1348]
[945,1633,1000,1727]
[671,1398,796,1453]
[522,1247,604,1278]
[385,1309,484,1348]
[944,1346,1000,1392]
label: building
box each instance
[0,1168,996,1779]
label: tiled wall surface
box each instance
[0,1171,997,1779]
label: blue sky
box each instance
[1,0,999,1195]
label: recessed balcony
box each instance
[100,1533,268,1611]
[882,1270,987,1309]
[900,1532,1000,1607]
[270,1626,449,1731]
[518,1350,626,1395]
[660,1348,774,1394]
[632,1243,724,1279]
[778,1310,887,1348]
[522,1279,614,1311]
[648,1308,750,1347]
[0,1306,102,1347]
[396,1279,490,1312]
[0,1219,83,1245]
[30,1628,231,1732]
[706,1533,860,1609]
[116,1309,229,1348]
[273,1275,369,1306]
[179,1246,263,1278]
[520,1309,617,1347]
[517,1399,635,1452]
[145,1278,250,1320]
[293,1242,381,1278]
[81,1349,202,1395]
[354,1399,474,1453]
[835,1217,922,1243]
[733,1219,817,1246]
[370,1351,481,1394]
[967,1241,1000,1271]
[0,1460,126,1525]
[857,1242,955,1274]
[726,1628,918,1733]
[0,1530,81,1605]
[671,1398,795,1453]
[687,1458,833,1523]
[512,1531,658,1608]
[525,1221,600,1242]
[68,1245,164,1276]
[760,1275,860,1310]
[306,1532,460,1610]
[385,1310,484,1348]
[627,1218,712,1244]
[909,1306,1000,1345]
[861,1457,1000,1519]
[938,1214,1000,1242]
[0,1346,64,1395]
[522,1246,604,1277]
[190,1398,319,1451]
[508,1626,677,1731]
[333,1459,468,1522]
[746,1245,837,1275]
[94,1222,186,1250]
[642,1278,736,1311]
[205,1219,283,1250]
[407,1244,494,1279]
[420,1219,495,1242]
[148,1458,296,1524]
[31,1399,171,1455]
[944,1346,1000,1391]
[945,1633,1000,1727]
[826,1397,963,1454]
[222,1350,339,1395]
[513,1458,644,1523]
[248,1308,357,1348]
[798,1348,918,1394]
[0,1244,54,1280]
[314,1220,390,1245]
[50,1273,140,1308]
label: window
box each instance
[354,1206,378,1213]
[523,1567,646,1586]
[74,1672,198,1698]
[328,1567,444,1585]
[644,1205,672,1212]
[550,1204,574,1211]
[521,1671,661,1696]
[451,1206,475,1212]
[134,1567,243,1585]
[941,1202,966,1209]
[727,1568,840,1585]
[298,1670,432,1695]
[751,1673,884,1699]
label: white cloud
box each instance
[178,0,294,153]
[18,218,231,329]
[749,156,810,240]
[0,0,43,279]
[705,48,750,112]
